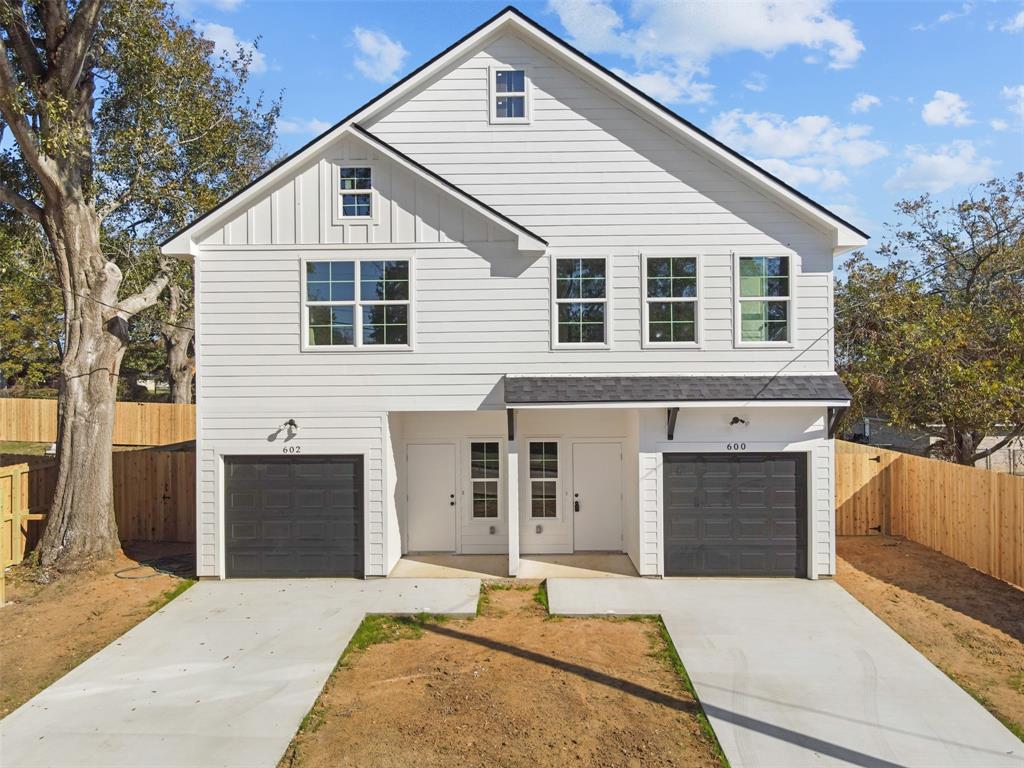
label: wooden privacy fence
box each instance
[836,440,1024,589]
[0,398,195,446]
[0,449,196,570]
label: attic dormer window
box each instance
[490,67,529,123]
[339,166,372,217]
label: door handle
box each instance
[574,499,580,512]
[450,493,455,507]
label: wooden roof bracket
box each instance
[827,406,847,439]
[667,407,679,441]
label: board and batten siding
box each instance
[196,134,514,248]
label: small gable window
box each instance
[339,166,372,218]
[490,67,529,123]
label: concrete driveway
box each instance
[548,578,1023,768]
[0,578,479,768]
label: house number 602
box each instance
[282,445,302,454]
[726,442,747,451]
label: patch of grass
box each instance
[147,579,194,612]
[0,441,49,456]
[650,618,731,768]
[947,670,1024,742]
[341,613,445,660]
[533,580,549,612]
[1009,670,1024,696]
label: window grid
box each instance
[339,166,372,218]
[554,257,607,345]
[645,256,698,345]
[492,68,528,122]
[305,259,411,348]
[470,441,500,519]
[529,441,558,519]
[738,256,790,343]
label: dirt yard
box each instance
[0,542,194,717]
[837,536,1024,739]
[281,584,723,768]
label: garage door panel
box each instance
[664,453,807,577]
[224,455,364,578]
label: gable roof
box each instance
[162,6,868,258]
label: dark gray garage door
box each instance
[224,455,363,578]
[664,453,806,577]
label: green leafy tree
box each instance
[837,174,1024,465]
[0,224,62,390]
[0,0,278,570]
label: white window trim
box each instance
[527,439,561,521]
[299,254,414,352]
[465,437,505,523]
[489,65,532,125]
[641,252,703,349]
[550,254,612,350]
[733,252,797,348]
[331,162,378,225]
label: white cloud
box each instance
[197,22,266,73]
[921,90,973,126]
[1003,84,1024,121]
[548,0,864,104]
[352,27,408,84]
[760,158,847,190]
[711,110,888,166]
[279,117,333,135]
[885,141,996,193]
[709,109,886,192]
[850,93,881,113]
[991,118,1009,131]
[743,72,768,93]
[913,2,973,30]
[1001,10,1024,32]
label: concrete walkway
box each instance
[548,578,1023,768]
[0,578,480,768]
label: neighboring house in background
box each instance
[161,7,865,581]
[848,416,1024,476]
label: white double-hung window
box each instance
[490,67,530,123]
[338,166,373,218]
[737,255,791,343]
[553,256,609,346]
[644,255,699,345]
[303,259,411,349]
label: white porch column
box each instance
[507,436,520,577]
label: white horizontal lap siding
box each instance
[195,246,830,413]
[367,33,835,256]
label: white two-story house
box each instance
[162,7,864,582]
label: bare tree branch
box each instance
[969,425,1024,464]
[57,0,105,93]
[2,0,45,84]
[0,180,43,222]
[115,261,170,318]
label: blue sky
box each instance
[178,0,1024,249]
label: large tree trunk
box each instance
[163,284,194,405]
[38,201,129,569]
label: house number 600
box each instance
[726,442,747,451]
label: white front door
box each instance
[407,443,457,552]
[572,442,623,551]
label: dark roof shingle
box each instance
[503,375,851,405]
